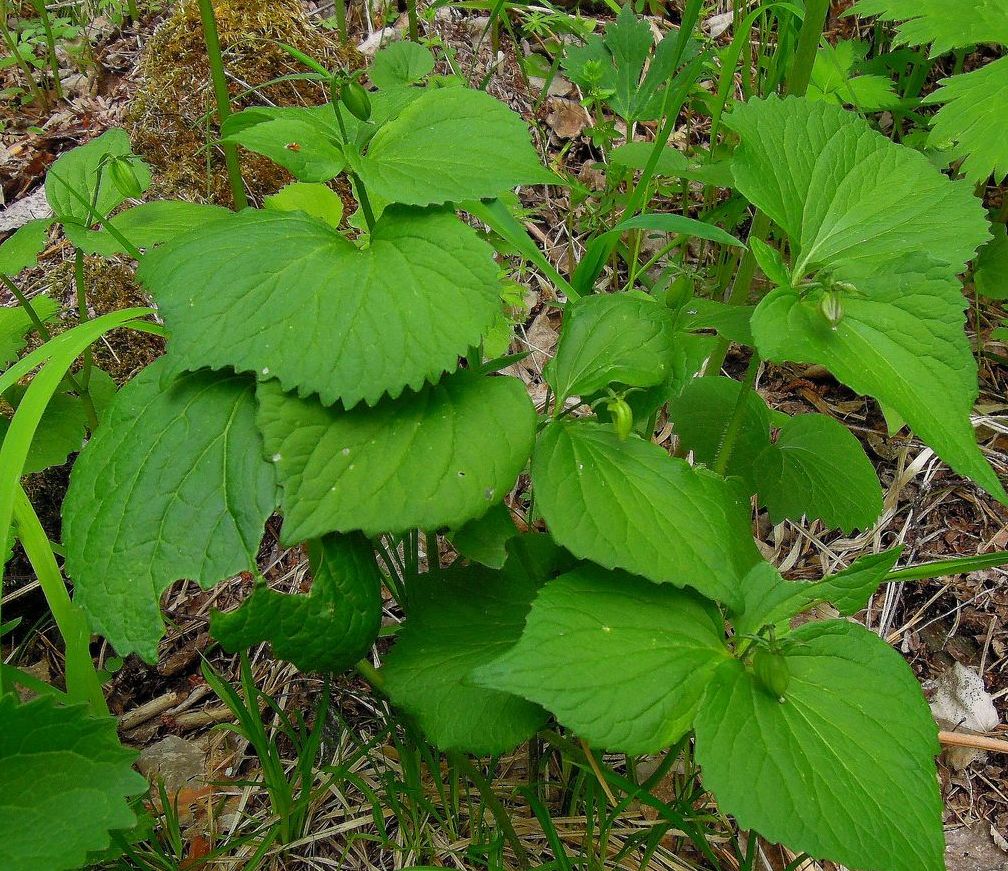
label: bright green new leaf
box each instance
[545,293,678,401]
[0,218,53,276]
[531,420,761,608]
[475,563,729,753]
[924,56,1008,184]
[264,182,344,228]
[382,537,567,754]
[370,41,435,89]
[212,533,382,673]
[62,360,277,661]
[354,88,558,206]
[139,206,501,408]
[758,413,883,532]
[668,376,774,493]
[850,0,1008,54]
[68,201,232,256]
[44,129,151,229]
[695,621,944,871]
[449,503,517,569]
[733,548,902,638]
[257,371,537,542]
[221,109,346,182]
[0,695,146,871]
[807,40,900,111]
[975,222,1008,300]
[0,295,58,367]
[752,257,1006,502]
[724,95,988,278]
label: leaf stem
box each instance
[712,353,761,477]
[197,0,248,210]
[884,550,1008,583]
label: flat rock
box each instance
[136,734,205,794]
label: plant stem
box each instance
[197,0,248,210]
[333,0,347,41]
[0,0,46,106]
[884,550,1008,583]
[406,0,419,42]
[29,0,62,100]
[73,250,101,430]
[355,657,384,689]
[353,175,376,231]
[712,353,760,476]
[14,485,108,714]
[126,0,140,22]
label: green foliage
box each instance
[213,534,382,673]
[62,360,277,660]
[0,294,57,366]
[0,695,146,871]
[851,0,1008,54]
[369,41,435,89]
[694,622,944,871]
[807,40,900,111]
[975,222,1008,300]
[0,218,53,276]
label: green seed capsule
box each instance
[340,81,372,121]
[819,289,844,329]
[664,273,694,309]
[108,156,144,199]
[607,397,633,441]
[753,649,789,701]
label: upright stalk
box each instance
[707,0,830,375]
[406,0,419,42]
[29,0,62,99]
[197,0,248,210]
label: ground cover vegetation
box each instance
[2,0,1008,868]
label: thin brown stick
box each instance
[939,730,1008,755]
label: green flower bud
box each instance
[340,81,372,122]
[820,289,844,329]
[607,397,633,441]
[107,156,144,199]
[753,648,790,702]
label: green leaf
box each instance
[257,371,537,542]
[0,295,59,367]
[733,548,902,638]
[0,695,146,871]
[545,293,678,401]
[807,41,900,112]
[724,95,988,278]
[668,376,773,493]
[221,109,346,182]
[138,206,501,408]
[44,129,151,229]
[608,142,733,186]
[850,0,1008,53]
[758,412,883,532]
[62,360,277,660]
[212,533,382,673]
[924,56,1008,184]
[370,41,435,89]
[531,420,761,608]
[382,537,566,754]
[68,201,232,256]
[694,621,944,871]
[475,563,729,753]
[449,503,517,569]
[747,238,791,288]
[354,88,558,207]
[677,298,755,346]
[975,222,1008,300]
[0,218,53,276]
[264,182,344,228]
[752,257,1006,502]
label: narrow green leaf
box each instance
[758,412,883,532]
[475,563,729,753]
[0,695,146,871]
[62,360,277,660]
[734,548,902,638]
[531,420,761,608]
[695,621,944,871]
[212,533,382,673]
[355,88,559,206]
[139,206,501,408]
[382,537,567,754]
[545,293,678,401]
[257,371,537,542]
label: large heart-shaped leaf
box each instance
[475,563,729,753]
[0,695,146,871]
[0,218,54,276]
[382,536,568,754]
[724,95,988,278]
[69,201,232,256]
[695,621,944,871]
[353,88,558,206]
[545,293,679,401]
[531,420,760,608]
[752,258,1006,502]
[62,360,277,661]
[212,533,381,673]
[257,371,537,542]
[138,206,501,408]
